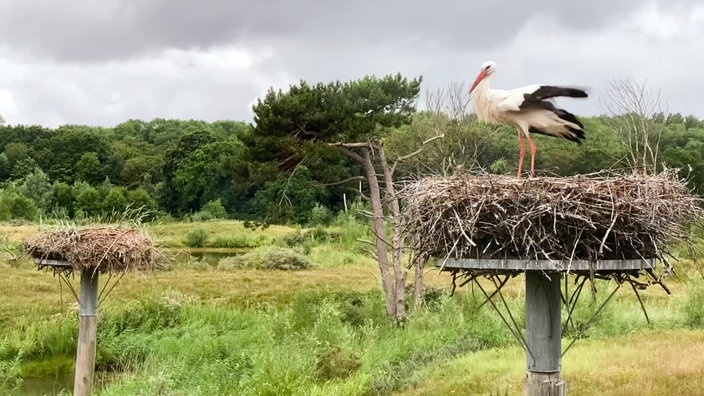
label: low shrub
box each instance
[211,233,263,248]
[185,228,209,248]
[308,204,333,226]
[316,346,361,380]
[217,246,311,271]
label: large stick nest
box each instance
[23,227,160,273]
[401,170,702,266]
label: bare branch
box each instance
[601,78,665,174]
[278,159,304,208]
[333,145,366,164]
[320,176,367,187]
[391,134,445,175]
[331,142,374,149]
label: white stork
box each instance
[469,61,588,177]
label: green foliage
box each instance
[0,102,701,223]
[3,142,31,167]
[11,157,39,180]
[74,184,102,217]
[245,74,422,224]
[210,233,262,248]
[185,228,210,248]
[161,129,216,214]
[75,152,108,184]
[194,198,228,221]
[308,203,333,226]
[0,154,10,181]
[252,166,323,224]
[102,187,128,213]
[126,187,158,214]
[20,169,52,211]
[316,346,361,380]
[37,125,115,183]
[49,181,74,215]
[0,191,39,220]
[252,74,421,148]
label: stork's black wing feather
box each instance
[519,86,588,110]
[528,85,588,101]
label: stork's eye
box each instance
[484,65,491,71]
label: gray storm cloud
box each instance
[0,0,702,127]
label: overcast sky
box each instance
[1,0,703,128]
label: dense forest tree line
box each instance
[0,78,703,224]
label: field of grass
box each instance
[1,219,704,395]
[401,329,704,396]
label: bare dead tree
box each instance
[331,135,442,321]
[447,82,472,124]
[601,78,665,174]
[425,82,471,122]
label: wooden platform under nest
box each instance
[23,227,160,274]
[401,170,702,272]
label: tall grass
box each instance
[2,274,704,395]
[0,285,514,395]
[684,274,704,327]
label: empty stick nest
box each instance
[23,227,159,273]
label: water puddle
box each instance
[14,372,114,396]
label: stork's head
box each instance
[470,61,496,93]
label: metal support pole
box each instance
[74,269,99,396]
[525,272,566,396]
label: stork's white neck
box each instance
[471,74,497,123]
[472,74,493,96]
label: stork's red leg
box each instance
[526,132,537,177]
[517,129,526,178]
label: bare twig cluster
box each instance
[401,170,702,270]
[23,227,160,273]
[601,78,665,173]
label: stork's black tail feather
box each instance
[528,106,586,144]
[554,108,584,129]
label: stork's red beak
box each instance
[469,70,487,94]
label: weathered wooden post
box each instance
[524,271,565,396]
[75,269,99,396]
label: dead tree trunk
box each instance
[413,254,427,310]
[332,136,443,322]
[378,145,407,321]
[336,144,397,319]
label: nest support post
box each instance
[75,269,99,396]
[525,271,565,396]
